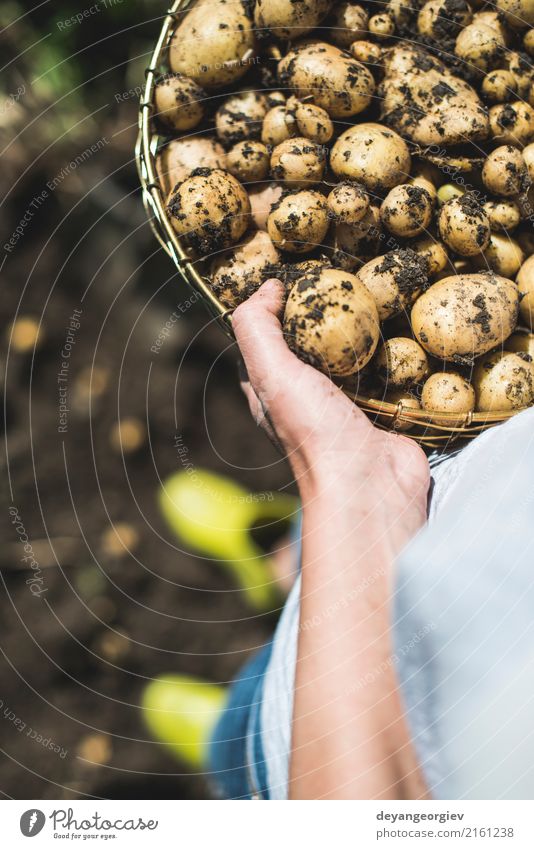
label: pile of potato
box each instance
[154,0,534,425]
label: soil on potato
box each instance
[0,6,295,799]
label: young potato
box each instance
[506,330,534,357]
[267,190,330,253]
[368,13,395,38]
[248,183,283,230]
[169,0,255,89]
[411,237,449,276]
[482,145,530,196]
[261,105,298,147]
[327,182,369,225]
[473,351,534,411]
[215,91,268,146]
[437,194,491,256]
[375,337,430,389]
[489,101,534,145]
[483,199,521,232]
[227,141,270,183]
[418,0,472,39]
[421,372,476,423]
[455,21,505,73]
[286,98,334,144]
[254,0,332,39]
[270,137,326,187]
[496,0,534,29]
[283,267,380,375]
[411,272,520,361]
[167,168,251,255]
[156,137,226,197]
[516,254,534,329]
[356,249,428,321]
[481,69,517,103]
[277,41,375,118]
[523,141,534,180]
[385,0,416,26]
[380,185,433,238]
[154,74,205,132]
[507,52,533,99]
[329,2,369,48]
[330,123,411,192]
[472,234,524,277]
[410,162,439,203]
[350,40,384,66]
[331,206,382,270]
[210,230,280,308]
[380,44,489,147]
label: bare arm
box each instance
[233,279,430,800]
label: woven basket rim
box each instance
[135,0,528,446]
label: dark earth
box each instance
[0,1,294,800]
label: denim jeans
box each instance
[208,643,272,799]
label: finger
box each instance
[232,279,303,405]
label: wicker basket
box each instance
[135,0,523,448]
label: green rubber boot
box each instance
[159,468,298,611]
[142,675,227,769]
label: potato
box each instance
[261,105,298,147]
[368,13,395,38]
[523,141,534,180]
[267,189,330,253]
[375,337,430,387]
[411,237,450,276]
[380,184,433,238]
[287,98,334,144]
[473,351,534,411]
[227,141,270,183]
[248,183,283,230]
[496,0,534,28]
[418,0,472,39]
[283,267,380,375]
[167,168,251,255]
[254,0,332,39]
[215,91,268,145]
[154,73,205,132]
[489,101,534,145]
[482,145,530,196]
[330,123,411,192]
[270,137,326,187]
[483,199,521,232]
[455,21,505,73]
[437,194,491,256]
[421,372,475,423]
[327,182,369,224]
[507,51,534,99]
[380,44,489,146]
[156,137,226,197]
[524,28,534,55]
[411,272,520,361]
[472,234,524,277]
[356,249,428,321]
[331,207,382,270]
[169,0,255,89]
[481,69,517,103]
[210,230,280,308]
[277,41,375,118]
[350,40,384,66]
[517,254,534,329]
[410,162,439,203]
[329,2,369,48]
[506,330,534,356]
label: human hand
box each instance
[233,279,430,551]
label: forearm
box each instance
[289,473,428,800]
